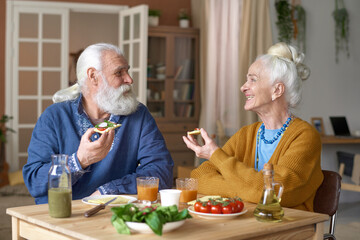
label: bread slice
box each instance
[187,128,201,135]
[94,120,121,134]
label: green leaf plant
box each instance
[292,4,306,53]
[332,0,350,63]
[0,115,15,143]
[275,0,293,44]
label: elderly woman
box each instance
[183,42,323,212]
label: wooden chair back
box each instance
[313,170,342,240]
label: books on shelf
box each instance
[176,83,194,100]
[175,103,193,117]
[175,59,194,80]
[174,65,183,80]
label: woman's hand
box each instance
[182,128,219,160]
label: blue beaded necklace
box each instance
[255,115,293,171]
[260,116,293,144]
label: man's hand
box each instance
[90,190,101,196]
[77,128,115,169]
[182,128,219,160]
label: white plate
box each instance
[125,220,185,234]
[188,206,248,219]
[82,195,137,206]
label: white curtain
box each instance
[199,0,242,137]
[191,0,272,166]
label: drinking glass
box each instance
[176,178,198,203]
[136,177,159,202]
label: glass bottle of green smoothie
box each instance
[48,154,72,218]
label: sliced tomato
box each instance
[97,127,107,131]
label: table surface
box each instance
[7,196,329,240]
[321,135,360,144]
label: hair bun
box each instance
[267,42,293,61]
[296,63,310,81]
[52,83,80,103]
[268,42,310,81]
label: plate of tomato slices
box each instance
[188,206,247,219]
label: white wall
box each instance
[270,0,360,203]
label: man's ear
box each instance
[272,82,285,101]
[87,67,98,85]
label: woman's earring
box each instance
[272,96,275,101]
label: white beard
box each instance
[94,75,139,116]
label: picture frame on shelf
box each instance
[311,117,325,136]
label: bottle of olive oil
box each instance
[253,163,284,222]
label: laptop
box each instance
[329,116,359,138]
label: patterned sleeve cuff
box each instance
[68,153,86,172]
[98,182,119,195]
[68,153,89,184]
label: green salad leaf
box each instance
[110,204,192,236]
[95,120,116,128]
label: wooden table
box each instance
[7,197,329,240]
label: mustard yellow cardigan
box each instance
[191,118,323,211]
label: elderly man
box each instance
[23,43,174,204]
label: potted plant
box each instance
[292,4,306,53]
[0,114,15,187]
[275,0,293,44]
[148,9,161,27]
[332,0,350,63]
[178,8,190,28]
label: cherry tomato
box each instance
[199,203,211,213]
[194,201,202,212]
[210,203,222,214]
[235,200,244,213]
[222,202,233,214]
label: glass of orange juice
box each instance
[176,178,198,203]
[136,177,159,203]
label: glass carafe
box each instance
[253,163,284,222]
[48,154,72,218]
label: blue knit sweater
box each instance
[23,96,173,204]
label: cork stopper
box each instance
[263,163,273,176]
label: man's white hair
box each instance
[52,43,124,103]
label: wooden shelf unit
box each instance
[147,26,200,178]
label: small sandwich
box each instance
[94,120,121,134]
[187,128,201,135]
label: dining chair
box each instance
[337,151,360,192]
[313,170,342,240]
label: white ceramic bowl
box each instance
[125,220,185,234]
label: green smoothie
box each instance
[48,188,72,218]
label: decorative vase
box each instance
[179,19,189,28]
[148,16,159,26]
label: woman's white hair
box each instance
[257,42,310,109]
[52,43,124,103]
